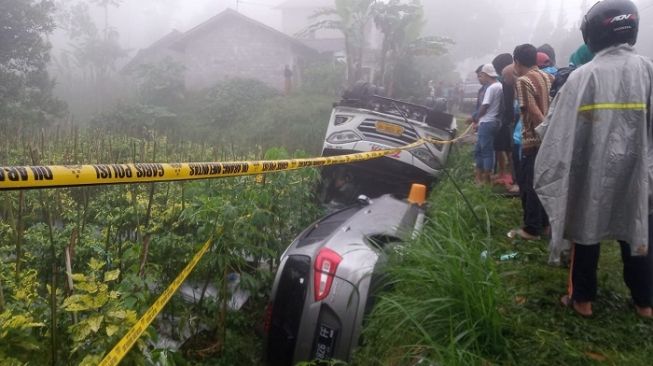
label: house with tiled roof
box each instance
[124,9,319,91]
[122,30,184,74]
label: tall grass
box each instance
[354,145,653,365]
[354,159,509,365]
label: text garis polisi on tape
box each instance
[0,125,473,190]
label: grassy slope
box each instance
[354,145,653,366]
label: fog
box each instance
[93,0,290,52]
[49,0,599,62]
[50,0,653,65]
[4,3,653,365]
[43,0,653,118]
[52,0,597,59]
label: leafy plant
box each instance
[0,94,323,365]
[63,258,145,365]
[0,268,47,364]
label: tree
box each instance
[70,28,128,82]
[0,0,65,131]
[530,1,554,46]
[373,0,451,95]
[373,0,423,86]
[52,0,128,115]
[90,0,122,39]
[421,0,503,61]
[303,0,376,85]
[548,0,585,66]
[134,58,186,107]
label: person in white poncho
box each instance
[534,0,653,318]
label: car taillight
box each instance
[313,248,342,301]
[263,302,273,333]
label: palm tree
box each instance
[302,0,376,85]
[373,0,450,94]
[90,0,122,38]
[373,0,420,86]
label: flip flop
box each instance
[506,185,520,194]
[507,228,540,240]
[560,295,593,317]
[635,305,653,319]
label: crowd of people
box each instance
[467,0,653,318]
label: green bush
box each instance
[246,95,333,156]
[201,78,279,129]
[300,62,347,97]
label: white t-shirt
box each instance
[479,81,503,124]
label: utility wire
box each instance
[442,167,484,231]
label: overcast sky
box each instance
[62,0,652,61]
[103,0,594,50]
[114,0,288,50]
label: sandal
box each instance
[560,295,593,317]
[507,184,520,194]
[507,228,540,240]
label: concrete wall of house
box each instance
[182,17,310,91]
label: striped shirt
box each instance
[516,68,554,153]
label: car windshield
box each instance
[366,234,402,251]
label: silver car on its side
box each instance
[264,193,425,365]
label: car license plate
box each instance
[313,324,337,360]
[375,121,404,137]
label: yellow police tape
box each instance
[67,123,474,364]
[0,124,472,191]
[98,238,213,366]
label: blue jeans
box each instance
[475,121,497,171]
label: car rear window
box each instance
[296,206,360,248]
[366,234,403,250]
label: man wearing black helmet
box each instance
[534,0,653,318]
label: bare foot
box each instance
[635,305,652,318]
[507,228,540,240]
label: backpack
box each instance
[550,66,577,98]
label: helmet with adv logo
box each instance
[581,0,639,53]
